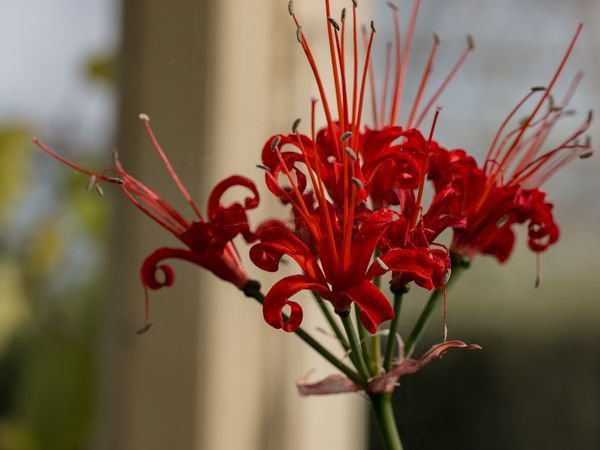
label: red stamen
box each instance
[414,35,474,129]
[139,114,205,221]
[407,33,440,129]
[380,41,393,125]
[388,2,403,126]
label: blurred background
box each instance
[0,1,598,450]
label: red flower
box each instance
[429,25,592,263]
[34,114,259,330]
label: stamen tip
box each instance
[344,147,357,160]
[341,8,346,21]
[340,131,353,142]
[292,118,302,134]
[386,1,397,11]
[327,17,340,32]
[296,26,303,44]
[467,34,475,51]
[531,86,546,92]
[138,113,150,122]
[271,135,282,152]
[370,20,376,33]
[256,163,271,171]
[375,256,389,272]
[579,150,593,159]
[433,32,440,45]
[352,0,358,8]
[136,323,153,335]
[351,176,364,190]
[287,0,294,16]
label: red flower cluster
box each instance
[249,0,591,333]
[36,0,592,339]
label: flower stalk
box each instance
[371,393,404,450]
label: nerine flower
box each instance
[250,0,467,333]
[34,114,259,331]
[428,24,593,264]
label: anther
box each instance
[288,0,294,16]
[292,118,301,134]
[327,155,337,164]
[467,34,475,51]
[340,131,353,142]
[296,26,303,44]
[256,164,271,171]
[86,175,97,191]
[563,109,577,116]
[585,136,592,147]
[352,0,358,7]
[531,86,546,92]
[433,32,440,45]
[351,177,364,189]
[341,8,346,21]
[496,214,509,227]
[386,1,397,11]
[344,147,357,160]
[587,110,593,124]
[108,177,124,185]
[375,257,389,272]
[136,323,153,335]
[579,150,593,159]
[138,113,150,122]
[443,267,452,285]
[271,135,282,151]
[328,17,340,32]
[95,183,104,197]
[370,20,376,33]
[551,106,563,113]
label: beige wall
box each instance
[95,1,368,449]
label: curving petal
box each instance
[368,247,445,290]
[344,280,395,333]
[250,226,324,282]
[263,275,329,332]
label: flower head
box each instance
[34,114,260,331]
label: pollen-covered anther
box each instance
[370,20,376,33]
[340,131,353,142]
[296,26,303,44]
[579,150,594,159]
[136,323,153,335]
[271,135,282,152]
[586,110,594,125]
[287,0,294,16]
[327,17,340,32]
[375,257,389,272]
[531,86,546,92]
[433,32,441,45]
[443,267,452,285]
[351,177,364,190]
[352,0,358,8]
[138,113,150,122]
[292,118,301,134]
[467,34,475,51]
[108,177,124,185]
[86,175,97,191]
[344,147,357,161]
[386,1,397,11]
[95,183,105,197]
[496,214,509,227]
[256,164,271,171]
[341,8,346,21]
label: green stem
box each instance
[371,393,403,450]
[340,313,371,381]
[245,285,364,386]
[312,292,350,351]
[404,255,469,358]
[370,334,382,376]
[355,306,372,373]
[383,287,407,371]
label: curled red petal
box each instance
[345,280,395,333]
[250,226,324,282]
[207,175,259,220]
[263,275,329,332]
[368,248,443,290]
